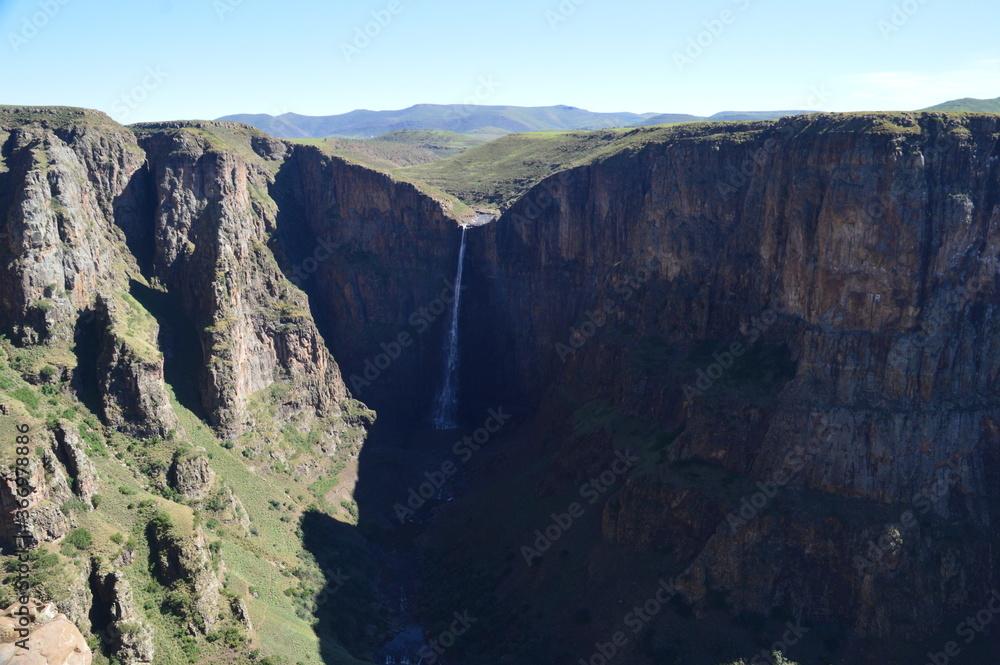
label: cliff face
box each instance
[464,113,1000,642]
[133,123,349,441]
[0,109,459,664]
[5,105,1000,661]
[271,146,463,420]
[0,108,145,346]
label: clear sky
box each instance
[1,0,998,124]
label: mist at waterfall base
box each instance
[431,225,468,430]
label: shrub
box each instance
[11,387,39,411]
[110,533,124,544]
[148,511,174,533]
[91,494,103,509]
[65,528,92,550]
[38,365,57,382]
[162,589,191,618]
[60,499,90,516]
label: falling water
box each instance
[431,225,468,429]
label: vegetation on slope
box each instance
[921,96,1000,113]
[292,130,486,170]
[218,104,661,140]
[0,294,381,665]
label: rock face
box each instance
[93,294,178,439]
[147,520,222,634]
[0,108,145,346]
[464,113,1000,643]
[52,424,99,504]
[169,452,216,500]
[0,108,179,439]
[0,600,91,665]
[271,146,463,420]
[0,447,71,551]
[1,110,411,449]
[90,569,154,665]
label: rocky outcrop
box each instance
[215,485,250,533]
[133,123,353,444]
[464,113,1000,642]
[0,450,71,551]
[52,424,99,504]
[146,519,222,633]
[0,108,144,345]
[93,294,178,438]
[230,596,253,633]
[0,600,91,665]
[89,569,154,665]
[169,452,216,500]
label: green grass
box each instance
[922,96,1000,113]
[294,130,486,171]
[0,328,377,665]
[394,122,757,211]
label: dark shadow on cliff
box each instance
[127,279,207,420]
[111,164,157,276]
[299,509,387,664]
[266,150,464,426]
[72,310,103,416]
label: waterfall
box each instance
[432,226,468,429]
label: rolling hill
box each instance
[218,104,663,139]
[921,96,1000,113]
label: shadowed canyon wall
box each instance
[461,113,1000,646]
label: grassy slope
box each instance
[393,122,732,211]
[922,96,1000,113]
[0,340,376,665]
[293,127,490,171]
[394,111,992,212]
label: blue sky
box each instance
[1,0,998,123]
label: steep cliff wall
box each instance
[270,146,463,421]
[462,113,1000,644]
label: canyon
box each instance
[0,106,998,665]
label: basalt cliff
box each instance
[0,107,998,665]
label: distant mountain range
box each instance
[218,97,1000,141]
[217,105,816,140]
[921,96,1000,113]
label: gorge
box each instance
[0,107,999,665]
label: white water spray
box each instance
[431,226,468,429]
